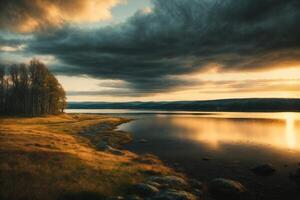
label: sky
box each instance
[0,0,300,102]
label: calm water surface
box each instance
[67,109,300,199]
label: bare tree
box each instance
[0,59,67,116]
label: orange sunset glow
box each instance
[2,1,300,200]
[1,0,299,102]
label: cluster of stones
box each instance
[118,175,201,200]
[250,163,300,186]
[107,176,247,200]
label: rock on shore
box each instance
[208,178,246,200]
[127,175,202,200]
[251,164,276,176]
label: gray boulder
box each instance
[251,164,276,176]
[131,183,159,197]
[147,176,188,189]
[209,178,246,200]
[146,181,162,189]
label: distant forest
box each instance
[0,59,67,116]
[68,98,300,112]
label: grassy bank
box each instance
[0,114,173,200]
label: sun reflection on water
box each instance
[285,113,296,149]
[170,112,300,151]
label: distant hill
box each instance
[68,98,300,112]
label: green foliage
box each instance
[0,59,67,115]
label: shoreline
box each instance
[0,114,204,200]
[2,113,300,199]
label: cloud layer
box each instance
[0,0,121,32]
[1,0,300,96]
[66,78,300,97]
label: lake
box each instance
[66,109,300,199]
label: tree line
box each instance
[0,59,67,116]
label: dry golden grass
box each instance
[0,114,172,200]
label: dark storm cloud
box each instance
[0,35,21,46]
[68,77,197,97]
[0,32,31,49]
[67,78,300,97]
[67,90,140,97]
[23,0,300,93]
